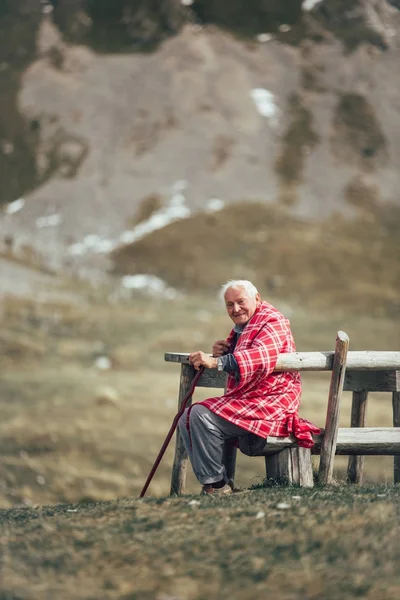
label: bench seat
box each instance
[252,428,400,456]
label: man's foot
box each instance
[201,483,232,496]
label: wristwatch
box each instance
[216,357,224,372]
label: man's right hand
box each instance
[212,339,230,357]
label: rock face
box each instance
[1,0,400,275]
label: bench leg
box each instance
[170,363,196,495]
[347,390,368,484]
[393,392,400,484]
[265,447,313,487]
[318,331,349,485]
[222,440,237,490]
[265,449,292,485]
[294,447,314,488]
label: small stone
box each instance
[255,511,265,519]
[36,475,46,486]
[95,356,111,370]
[278,24,291,33]
[188,499,200,506]
[276,502,290,510]
[95,386,119,407]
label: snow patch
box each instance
[250,89,279,123]
[42,3,54,14]
[82,235,114,253]
[118,180,190,245]
[256,33,274,43]
[121,274,179,299]
[68,243,88,256]
[5,198,25,214]
[302,0,324,10]
[36,214,63,228]
[206,198,225,213]
[66,180,191,257]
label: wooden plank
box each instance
[251,428,400,456]
[315,428,400,455]
[196,369,400,391]
[393,392,400,483]
[347,390,368,484]
[318,331,349,484]
[255,436,297,454]
[344,371,400,392]
[170,363,196,495]
[165,351,400,372]
[197,369,227,388]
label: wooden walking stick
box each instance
[139,366,204,498]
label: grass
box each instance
[1,485,400,599]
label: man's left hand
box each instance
[189,351,218,370]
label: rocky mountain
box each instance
[0,0,399,299]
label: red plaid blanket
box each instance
[199,301,320,448]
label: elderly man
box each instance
[178,279,319,496]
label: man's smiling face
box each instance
[224,286,260,326]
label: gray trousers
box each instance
[178,403,248,485]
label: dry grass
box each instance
[1,486,399,600]
[0,290,399,509]
[111,201,400,317]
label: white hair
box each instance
[219,280,259,302]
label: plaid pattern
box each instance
[199,301,320,448]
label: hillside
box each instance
[1,1,400,281]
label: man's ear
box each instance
[255,292,261,303]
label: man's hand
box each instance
[212,339,230,357]
[189,351,218,371]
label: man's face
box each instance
[224,287,260,326]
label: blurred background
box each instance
[0,0,399,507]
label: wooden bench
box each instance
[165,332,400,494]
